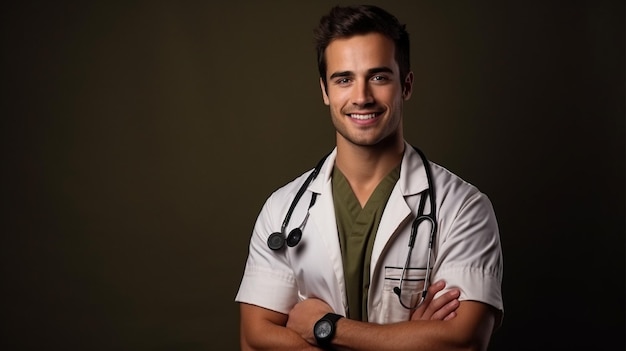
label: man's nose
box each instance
[351,80,374,106]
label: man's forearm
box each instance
[242,331,321,351]
[331,318,460,351]
[292,301,496,351]
[240,303,324,351]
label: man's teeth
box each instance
[350,113,376,120]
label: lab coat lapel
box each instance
[370,188,411,272]
[370,143,429,277]
[309,180,343,286]
[308,149,346,313]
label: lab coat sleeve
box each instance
[433,189,504,315]
[235,177,307,315]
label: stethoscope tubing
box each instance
[267,153,330,250]
[267,146,437,310]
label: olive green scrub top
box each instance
[332,165,401,321]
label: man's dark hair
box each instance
[314,5,411,88]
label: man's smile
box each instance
[347,112,382,120]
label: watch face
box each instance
[315,320,332,338]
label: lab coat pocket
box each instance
[382,266,427,323]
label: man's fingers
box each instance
[430,296,460,320]
[428,288,460,313]
[410,280,446,320]
[423,280,446,305]
[410,281,461,321]
[443,311,457,321]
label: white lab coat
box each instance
[236,142,503,323]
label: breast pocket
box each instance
[382,266,427,323]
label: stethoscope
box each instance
[266,146,437,310]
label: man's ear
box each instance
[402,71,414,100]
[320,77,330,105]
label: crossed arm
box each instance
[240,280,497,351]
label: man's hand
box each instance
[411,280,460,321]
[286,298,333,345]
[285,280,460,346]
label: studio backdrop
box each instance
[2,1,623,350]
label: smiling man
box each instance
[236,5,503,351]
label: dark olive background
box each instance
[1,1,623,350]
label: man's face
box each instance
[321,32,413,149]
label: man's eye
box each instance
[372,75,387,81]
[336,78,350,84]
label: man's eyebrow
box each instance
[329,67,395,80]
[329,71,353,80]
[368,67,394,75]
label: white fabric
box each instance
[235,142,503,323]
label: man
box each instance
[236,5,503,350]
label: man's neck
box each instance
[334,139,404,207]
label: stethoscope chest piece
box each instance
[267,228,303,251]
[266,154,328,252]
[267,232,287,250]
[286,228,302,247]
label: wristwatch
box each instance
[313,312,343,349]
